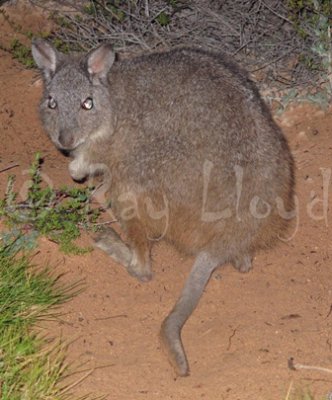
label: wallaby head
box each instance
[32,39,115,152]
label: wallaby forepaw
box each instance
[128,251,152,282]
[69,159,88,181]
[127,265,152,282]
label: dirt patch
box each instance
[1,8,332,400]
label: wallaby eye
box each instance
[82,97,93,110]
[48,96,57,109]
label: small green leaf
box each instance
[156,11,171,26]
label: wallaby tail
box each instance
[160,252,219,376]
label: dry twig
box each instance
[27,0,330,94]
[0,163,19,173]
[288,357,332,375]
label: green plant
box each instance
[0,153,101,254]
[0,240,89,399]
[287,1,332,91]
[0,37,35,68]
[155,11,171,26]
[0,9,52,67]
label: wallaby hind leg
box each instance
[160,252,220,376]
[232,254,252,273]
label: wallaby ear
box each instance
[87,43,115,80]
[31,38,59,81]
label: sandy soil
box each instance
[1,4,332,399]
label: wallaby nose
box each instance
[58,130,75,150]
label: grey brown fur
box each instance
[32,39,294,376]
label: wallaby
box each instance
[32,38,294,376]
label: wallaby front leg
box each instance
[95,220,152,282]
[160,252,219,376]
[125,219,152,282]
[94,228,133,267]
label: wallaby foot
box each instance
[160,252,219,376]
[95,227,152,282]
[232,254,252,273]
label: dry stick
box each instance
[61,368,95,395]
[227,327,237,351]
[144,0,150,18]
[29,0,77,13]
[199,6,238,36]
[261,1,292,25]
[233,27,273,56]
[91,220,118,227]
[64,363,115,379]
[94,314,128,321]
[284,380,294,400]
[288,357,332,375]
[0,163,19,173]
[250,48,295,73]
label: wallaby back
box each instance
[32,39,294,376]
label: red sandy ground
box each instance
[1,4,332,399]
